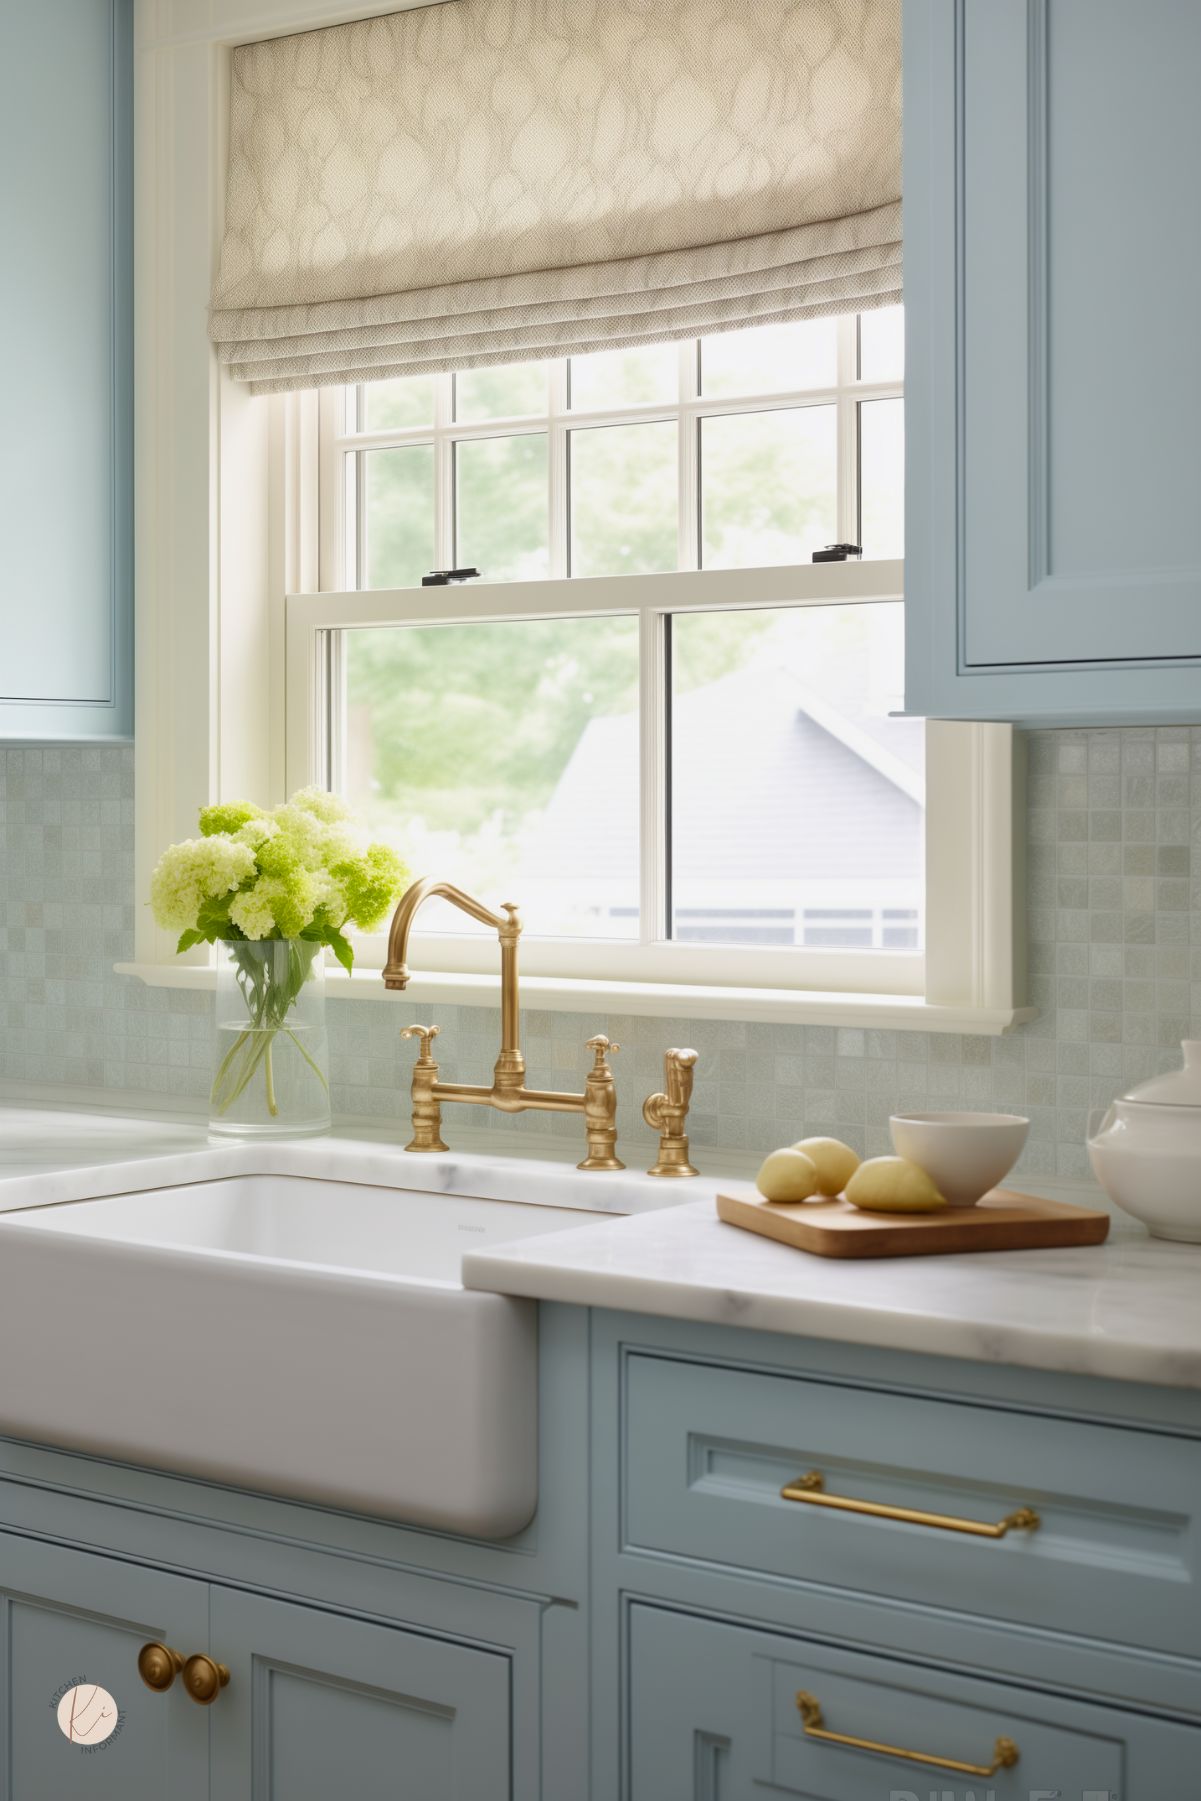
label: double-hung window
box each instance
[284,310,962,1007]
[134,0,1026,1032]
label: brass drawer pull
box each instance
[796,1691,1019,1777]
[781,1470,1040,1539]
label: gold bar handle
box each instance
[796,1691,1019,1777]
[781,1470,1040,1539]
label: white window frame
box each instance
[287,562,916,992]
[125,0,1032,1034]
[320,321,898,587]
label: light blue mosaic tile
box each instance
[3,731,1200,1178]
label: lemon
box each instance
[844,1156,946,1213]
[792,1136,860,1197]
[755,1147,819,1204]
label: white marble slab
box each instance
[462,1192,1201,1390]
[0,1105,704,1218]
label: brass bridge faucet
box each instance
[383,878,624,1171]
[643,1048,700,1176]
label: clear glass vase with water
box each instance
[209,939,331,1137]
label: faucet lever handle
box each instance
[586,1033,620,1067]
[644,1046,700,1179]
[664,1046,698,1104]
[401,1023,440,1064]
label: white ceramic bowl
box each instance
[888,1111,1030,1206]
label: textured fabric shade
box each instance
[211,0,901,394]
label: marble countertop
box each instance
[0,1103,711,1217]
[2,1101,1196,1391]
[462,1193,1201,1391]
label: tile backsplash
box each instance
[2,731,1199,1179]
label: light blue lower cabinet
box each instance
[628,1602,1199,1800]
[0,1530,210,1801]
[0,1528,519,1800]
[5,1307,1201,1798]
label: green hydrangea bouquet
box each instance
[150,789,409,1126]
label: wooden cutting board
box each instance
[715,1188,1110,1259]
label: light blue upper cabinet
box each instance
[0,0,132,741]
[905,0,1201,723]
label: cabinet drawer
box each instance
[624,1353,1201,1661]
[629,1602,1200,1799]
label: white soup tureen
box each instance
[1088,1040,1201,1242]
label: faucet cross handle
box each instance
[400,1025,448,1153]
[579,1035,624,1172]
[401,1023,440,1064]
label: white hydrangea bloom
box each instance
[149,836,256,933]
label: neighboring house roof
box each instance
[524,664,924,883]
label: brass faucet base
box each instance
[647,1154,699,1178]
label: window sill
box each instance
[115,962,1035,1036]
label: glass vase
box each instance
[209,940,331,1138]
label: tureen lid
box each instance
[1121,1040,1201,1107]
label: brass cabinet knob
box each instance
[137,1641,184,1692]
[181,1652,230,1705]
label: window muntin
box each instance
[315,311,915,980]
[331,309,904,589]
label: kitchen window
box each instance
[131,0,1027,1033]
[286,313,922,996]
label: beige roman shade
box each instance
[210,0,901,394]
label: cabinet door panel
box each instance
[0,1530,209,1801]
[905,0,1201,719]
[961,0,1201,670]
[209,1585,510,1801]
[0,0,132,738]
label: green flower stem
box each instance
[211,1030,272,1116]
[282,1026,330,1091]
[211,1026,253,1102]
[210,939,326,1120]
[264,1039,278,1117]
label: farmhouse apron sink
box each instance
[0,1173,593,1536]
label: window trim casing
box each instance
[128,0,1031,1033]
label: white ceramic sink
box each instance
[0,1173,596,1536]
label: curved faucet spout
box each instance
[383,879,520,990]
[384,876,621,1168]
